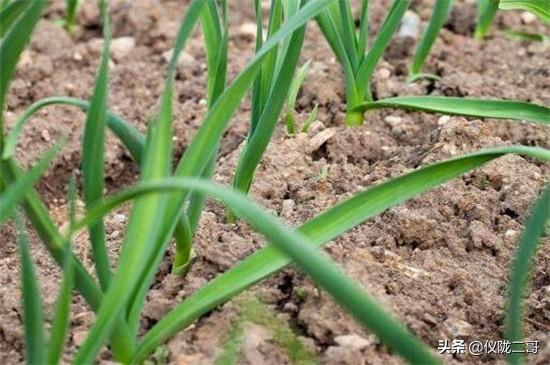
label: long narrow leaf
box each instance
[81,0,112,289]
[46,244,74,365]
[500,0,549,23]
[505,184,549,365]
[75,178,447,364]
[353,96,550,124]
[410,0,454,77]
[73,1,206,361]
[0,0,46,145]
[0,0,30,37]
[45,179,77,365]
[475,0,500,39]
[232,25,306,195]
[124,0,337,339]
[355,0,411,102]
[2,96,144,164]
[15,213,46,365]
[66,146,550,362]
[0,141,62,225]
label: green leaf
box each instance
[81,0,112,289]
[352,96,550,124]
[124,0,337,343]
[232,25,306,195]
[72,1,206,362]
[64,0,82,33]
[0,0,30,37]
[286,60,312,135]
[357,0,369,57]
[410,0,454,77]
[1,154,136,361]
[72,177,441,364]
[67,146,550,363]
[505,184,549,365]
[504,29,549,43]
[500,0,550,23]
[0,0,46,146]
[0,141,62,226]
[2,96,145,163]
[355,0,411,103]
[475,0,500,39]
[15,212,46,365]
[46,244,74,365]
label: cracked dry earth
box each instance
[1,0,549,364]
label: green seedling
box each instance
[315,0,411,125]
[409,0,454,81]
[285,60,319,135]
[229,0,311,218]
[2,1,550,364]
[172,0,228,276]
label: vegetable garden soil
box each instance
[1,0,549,364]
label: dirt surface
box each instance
[1,0,549,364]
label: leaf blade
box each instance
[505,184,549,365]
[15,213,46,365]
[410,0,454,77]
[353,96,550,124]
[81,0,112,289]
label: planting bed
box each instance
[1,0,548,364]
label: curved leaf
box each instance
[353,96,550,124]
[66,146,550,362]
[124,0,337,346]
[500,0,550,23]
[72,177,445,365]
[505,184,549,365]
[0,0,46,144]
[0,141,62,225]
[2,96,145,163]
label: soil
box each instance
[1,0,549,364]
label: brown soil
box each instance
[1,0,549,364]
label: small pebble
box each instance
[334,334,372,350]
[443,318,473,338]
[384,115,402,126]
[238,22,257,38]
[521,11,537,24]
[504,229,519,241]
[377,68,391,79]
[162,49,196,67]
[398,10,420,39]
[110,37,135,62]
[308,128,336,153]
[41,129,51,142]
[113,214,127,223]
[438,115,451,126]
[308,120,325,134]
[73,51,83,61]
